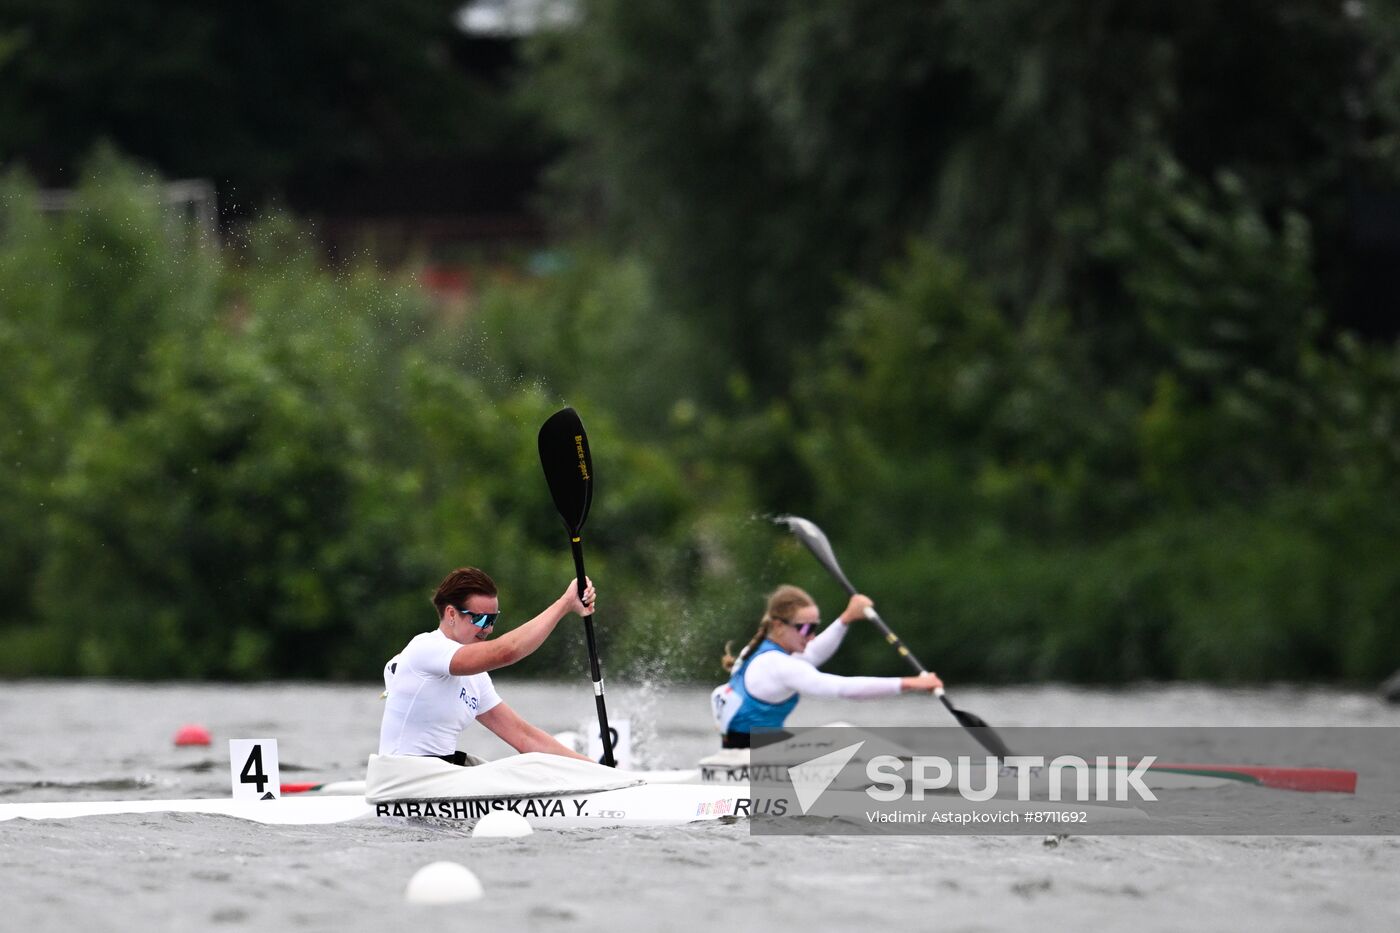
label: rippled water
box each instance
[2,680,1399,932]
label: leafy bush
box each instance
[3,155,1398,685]
[0,160,770,681]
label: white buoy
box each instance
[472,810,533,838]
[404,861,484,905]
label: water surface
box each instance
[2,680,1397,932]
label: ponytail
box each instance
[721,629,770,672]
[719,584,816,672]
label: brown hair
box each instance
[432,567,498,617]
[721,585,815,672]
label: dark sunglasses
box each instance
[454,606,499,629]
[779,618,818,638]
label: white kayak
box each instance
[692,748,1358,794]
[284,756,1356,797]
[0,781,751,828]
[0,752,747,828]
[0,784,1146,829]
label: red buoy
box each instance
[173,724,212,747]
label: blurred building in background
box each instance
[300,0,580,308]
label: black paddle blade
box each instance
[775,515,858,595]
[539,407,594,534]
[940,696,1014,759]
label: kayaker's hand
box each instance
[900,671,943,693]
[562,577,596,617]
[839,594,874,625]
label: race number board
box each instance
[229,738,281,800]
[584,718,631,770]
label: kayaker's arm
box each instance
[746,650,904,701]
[795,594,873,666]
[794,618,848,666]
[837,594,874,624]
[477,702,593,761]
[449,579,594,676]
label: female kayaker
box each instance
[710,585,943,747]
[379,566,595,763]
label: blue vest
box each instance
[722,639,799,733]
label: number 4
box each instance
[240,745,269,794]
[228,738,279,800]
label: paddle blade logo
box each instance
[789,742,865,814]
[573,434,590,481]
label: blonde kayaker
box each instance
[711,585,943,748]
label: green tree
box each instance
[0,1,537,200]
[0,159,777,681]
[528,0,1395,395]
[526,0,967,392]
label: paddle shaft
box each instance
[860,606,961,714]
[784,516,1013,758]
[538,408,616,768]
[571,536,616,767]
[824,576,950,702]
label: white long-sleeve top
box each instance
[742,622,902,703]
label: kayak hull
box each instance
[0,783,749,828]
[0,783,1147,828]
